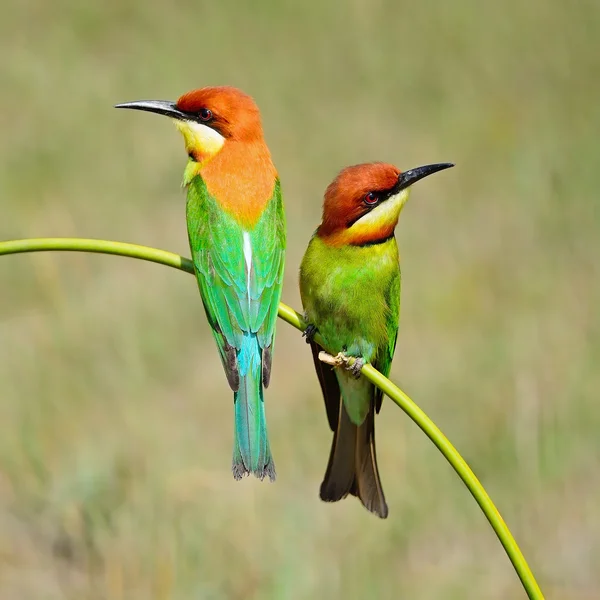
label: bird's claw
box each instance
[303,324,318,344]
[346,357,365,379]
[317,351,364,378]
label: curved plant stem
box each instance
[0,237,196,274]
[0,237,544,599]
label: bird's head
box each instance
[318,161,453,246]
[115,86,264,166]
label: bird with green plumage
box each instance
[116,86,285,481]
[300,161,453,517]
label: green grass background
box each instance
[1,0,600,597]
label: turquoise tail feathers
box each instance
[232,333,275,481]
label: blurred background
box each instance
[1,0,599,598]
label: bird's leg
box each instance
[317,351,365,379]
[303,324,318,344]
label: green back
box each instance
[186,176,286,386]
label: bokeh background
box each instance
[1,0,599,598]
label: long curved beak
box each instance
[398,163,454,191]
[114,100,187,120]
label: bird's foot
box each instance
[303,324,318,344]
[346,357,365,379]
[317,351,364,378]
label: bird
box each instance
[116,86,285,481]
[299,161,453,517]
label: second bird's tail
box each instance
[320,399,388,518]
[232,333,275,481]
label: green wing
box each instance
[186,177,286,390]
[373,269,401,412]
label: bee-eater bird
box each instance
[116,87,285,481]
[299,161,453,517]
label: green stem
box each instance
[0,237,543,599]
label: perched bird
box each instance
[299,161,453,517]
[116,87,285,481]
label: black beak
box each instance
[114,100,187,120]
[397,163,454,191]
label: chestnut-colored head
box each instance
[318,161,453,246]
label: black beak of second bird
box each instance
[397,162,454,191]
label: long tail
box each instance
[320,399,388,518]
[232,333,275,481]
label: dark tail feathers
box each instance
[319,400,388,519]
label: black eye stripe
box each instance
[183,110,228,138]
[363,187,398,207]
[347,186,399,228]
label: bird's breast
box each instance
[300,237,399,357]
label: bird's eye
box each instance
[198,108,213,121]
[364,191,378,205]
